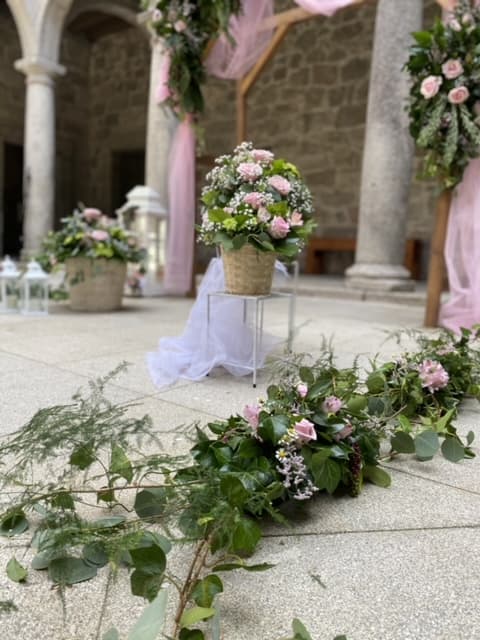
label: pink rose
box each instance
[269,216,290,239]
[243,404,261,429]
[294,418,317,442]
[462,12,474,26]
[243,192,264,209]
[442,59,464,80]
[333,423,354,442]
[447,16,462,31]
[268,175,291,195]
[174,19,187,32]
[290,211,303,227]
[83,208,102,222]
[297,383,308,398]
[257,207,271,223]
[448,86,470,105]
[237,162,263,182]
[418,359,449,393]
[252,149,274,163]
[420,76,443,100]
[90,230,109,242]
[322,396,343,414]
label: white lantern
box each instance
[20,260,49,316]
[0,256,21,313]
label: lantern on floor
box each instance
[20,260,49,316]
[0,256,21,313]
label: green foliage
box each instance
[6,558,27,583]
[37,206,145,272]
[147,1,242,116]
[405,1,480,188]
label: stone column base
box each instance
[345,263,415,292]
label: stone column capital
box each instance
[14,57,66,85]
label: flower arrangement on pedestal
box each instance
[144,0,242,115]
[39,207,145,311]
[405,0,480,188]
[198,142,315,258]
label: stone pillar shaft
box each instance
[346,0,424,291]
[16,59,63,255]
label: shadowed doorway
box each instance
[2,143,24,257]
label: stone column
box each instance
[15,58,64,256]
[345,0,423,291]
[129,36,176,295]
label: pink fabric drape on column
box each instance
[439,159,480,332]
[295,0,359,16]
[164,116,196,294]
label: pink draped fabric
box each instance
[155,51,171,104]
[295,0,359,16]
[439,159,480,333]
[164,116,196,295]
[162,0,359,294]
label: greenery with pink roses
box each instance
[38,206,145,270]
[143,0,242,115]
[405,0,480,188]
[198,142,316,258]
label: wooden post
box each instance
[424,189,452,327]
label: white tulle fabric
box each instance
[147,259,287,388]
[439,158,480,332]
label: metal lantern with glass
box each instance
[0,256,21,313]
[20,260,49,316]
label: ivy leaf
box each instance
[257,415,289,445]
[413,30,433,47]
[0,511,29,537]
[51,490,75,510]
[6,557,28,583]
[299,367,314,385]
[179,630,205,640]
[110,444,133,483]
[415,430,440,460]
[180,607,216,629]
[70,443,95,469]
[191,574,223,608]
[467,431,475,446]
[48,557,97,585]
[390,431,415,454]
[220,475,250,507]
[311,456,341,494]
[134,488,167,520]
[441,437,466,463]
[291,619,313,640]
[231,518,262,556]
[127,590,168,640]
[363,465,391,488]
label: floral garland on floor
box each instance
[0,330,478,639]
[405,0,480,188]
[143,0,242,115]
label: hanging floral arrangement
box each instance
[143,0,242,115]
[405,0,480,189]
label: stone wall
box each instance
[86,27,150,214]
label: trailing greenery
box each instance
[143,0,242,116]
[1,329,479,638]
[405,0,480,188]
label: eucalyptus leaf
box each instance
[128,590,168,640]
[82,542,108,568]
[134,488,167,520]
[0,511,29,537]
[102,629,120,640]
[6,557,27,583]
[390,431,415,454]
[441,437,465,463]
[180,607,216,629]
[110,444,133,483]
[414,430,440,460]
[48,557,97,585]
[130,543,166,576]
[212,562,275,572]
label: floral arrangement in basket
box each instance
[144,0,242,115]
[405,0,480,188]
[198,142,316,260]
[38,206,145,271]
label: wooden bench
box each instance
[305,237,423,280]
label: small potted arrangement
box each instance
[198,142,315,295]
[38,206,145,312]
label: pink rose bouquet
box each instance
[198,142,315,259]
[406,1,480,188]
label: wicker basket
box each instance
[222,244,276,295]
[65,257,127,312]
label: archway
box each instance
[0,0,25,257]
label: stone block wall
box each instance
[86,27,150,214]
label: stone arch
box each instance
[37,0,75,63]
[66,0,148,38]
[4,0,30,57]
